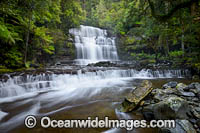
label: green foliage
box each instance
[131,52,156,61]
[169,51,184,58]
[0,69,13,74]
[0,19,22,44]
[25,61,31,68]
[4,47,23,68]
[0,0,84,68]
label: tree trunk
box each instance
[24,13,32,65]
[166,37,169,56]
[165,2,169,56]
[181,19,185,57]
[181,33,185,56]
[191,2,196,16]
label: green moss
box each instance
[149,59,156,64]
[0,69,13,74]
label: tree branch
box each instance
[147,0,198,21]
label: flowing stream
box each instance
[0,25,192,133]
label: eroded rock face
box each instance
[121,80,153,112]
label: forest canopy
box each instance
[0,0,200,74]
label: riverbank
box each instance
[121,80,200,132]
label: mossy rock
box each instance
[121,80,153,112]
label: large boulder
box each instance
[121,80,153,112]
[153,96,190,119]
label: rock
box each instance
[192,75,200,80]
[153,96,189,119]
[152,88,176,102]
[196,119,200,129]
[197,92,200,99]
[176,83,187,91]
[189,119,197,125]
[121,80,153,112]
[185,97,199,102]
[183,82,200,95]
[30,63,40,68]
[142,112,155,121]
[55,62,61,66]
[142,104,155,121]
[161,120,196,133]
[163,81,178,89]
[191,108,200,119]
[177,120,196,133]
[183,83,195,91]
[194,82,200,92]
[88,61,116,67]
[179,91,196,97]
[189,89,198,94]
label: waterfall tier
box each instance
[69,25,119,65]
[0,69,190,98]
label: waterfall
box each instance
[0,69,190,99]
[69,25,119,65]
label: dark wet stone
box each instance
[197,92,200,99]
[160,120,196,133]
[183,83,195,91]
[153,96,189,119]
[196,119,200,129]
[176,83,187,91]
[179,91,195,97]
[192,75,200,80]
[163,81,178,89]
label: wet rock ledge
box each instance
[120,80,200,133]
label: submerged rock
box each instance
[121,80,153,112]
[153,96,189,119]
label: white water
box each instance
[69,25,119,65]
[0,68,189,131]
[0,69,190,100]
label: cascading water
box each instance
[69,25,119,65]
[0,69,190,99]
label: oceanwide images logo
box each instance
[25,115,37,128]
[24,115,175,130]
